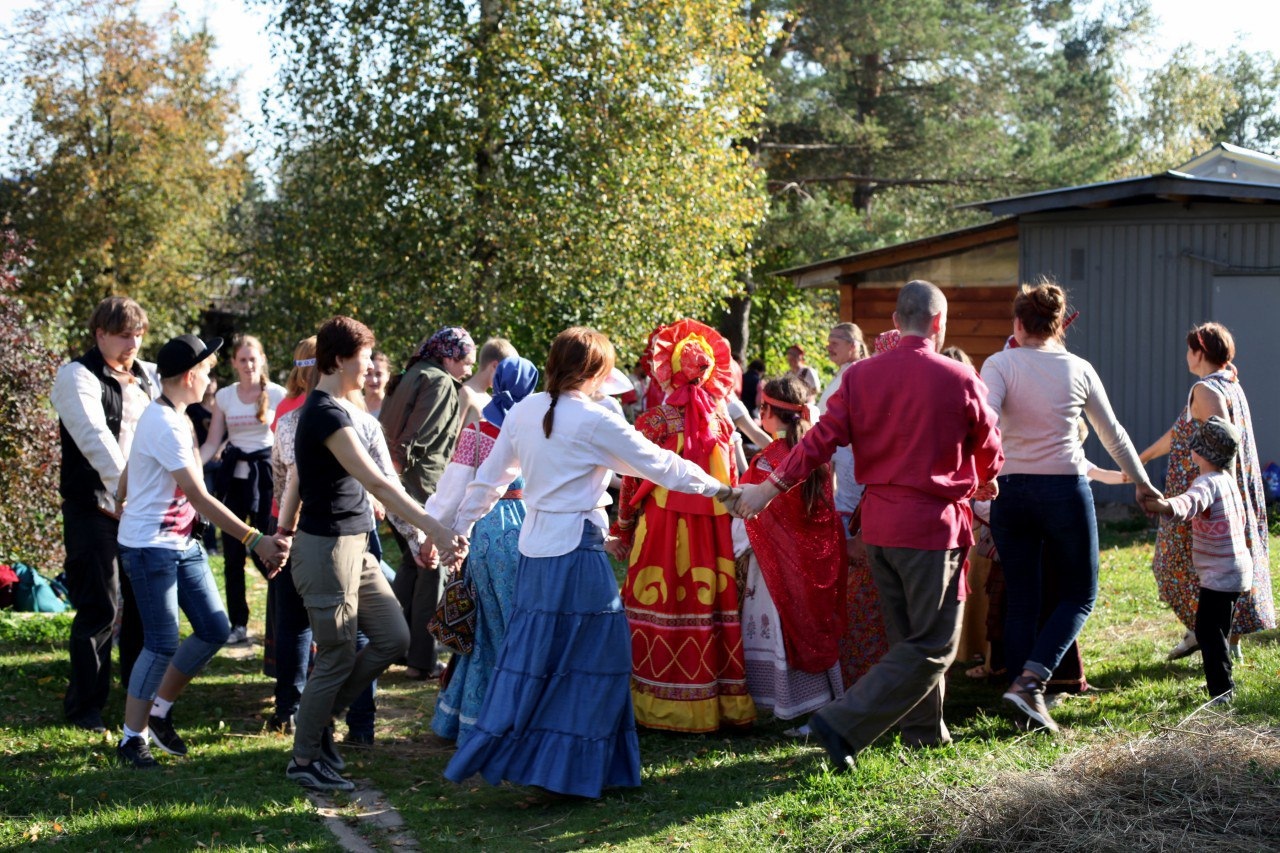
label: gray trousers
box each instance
[389,526,441,671]
[291,532,410,761]
[816,545,963,753]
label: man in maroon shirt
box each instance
[731,280,1003,770]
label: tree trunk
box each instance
[718,271,756,363]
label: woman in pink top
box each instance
[980,282,1156,733]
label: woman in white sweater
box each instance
[980,282,1159,732]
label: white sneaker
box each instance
[226,625,248,644]
[1166,629,1199,661]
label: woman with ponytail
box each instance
[442,327,735,798]
[201,334,286,643]
[734,376,846,720]
[981,282,1157,732]
[609,319,753,733]
[1140,322,1274,662]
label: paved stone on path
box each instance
[306,782,420,852]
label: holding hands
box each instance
[725,482,778,520]
[972,480,1000,501]
[604,536,629,562]
[414,540,439,570]
[1135,481,1166,516]
[437,534,470,571]
[254,532,291,579]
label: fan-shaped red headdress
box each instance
[649,319,734,462]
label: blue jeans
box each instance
[990,474,1098,683]
[120,542,230,702]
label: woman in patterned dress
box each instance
[1140,323,1275,659]
[609,319,755,732]
[428,357,540,745]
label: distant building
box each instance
[775,143,1280,488]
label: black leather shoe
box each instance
[808,714,857,773]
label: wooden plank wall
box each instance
[845,285,1018,368]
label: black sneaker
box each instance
[117,735,159,769]
[286,758,354,791]
[808,714,857,773]
[69,710,107,733]
[148,713,188,756]
[320,724,345,771]
[1003,675,1059,732]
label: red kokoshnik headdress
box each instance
[649,318,734,462]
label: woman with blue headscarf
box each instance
[427,357,541,745]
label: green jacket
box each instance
[380,359,462,502]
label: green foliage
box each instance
[0,0,250,346]
[746,270,839,377]
[1130,45,1280,170]
[0,229,64,568]
[251,0,768,368]
[0,611,72,646]
[727,1,1158,360]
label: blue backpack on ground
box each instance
[1262,462,1280,502]
[13,563,68,613]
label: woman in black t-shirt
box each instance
[277,316,466,792]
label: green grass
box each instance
[2,520,1278,850]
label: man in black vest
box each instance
[50,297,156,732]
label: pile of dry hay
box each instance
[928,712,1280,852]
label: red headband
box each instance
[760,391,805,413]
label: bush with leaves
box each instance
[0,228,64,569]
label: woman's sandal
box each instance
[965,663,992,679]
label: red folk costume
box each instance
[735,436,846,718]
[612,320,754,732]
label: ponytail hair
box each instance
[542,327,616,438]
[761,375,827,512]
[285,336,318,399]
[233,334,271,423]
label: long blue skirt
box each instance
[431,496,525,745]
[443,523,641,798]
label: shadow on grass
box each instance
[384,730,813,850]
[0,729,326,849]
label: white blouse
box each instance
[452,391,722,557]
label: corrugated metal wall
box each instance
[1019,203,1280,500]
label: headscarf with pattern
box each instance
[416,326,475,363]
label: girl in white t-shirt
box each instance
[116,334,288,769]
[200,334,287,642]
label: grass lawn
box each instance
[2,516,1277,851]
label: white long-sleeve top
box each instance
[980,344,1148,484]
[50,359,157,502]
[452,390,723,557]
